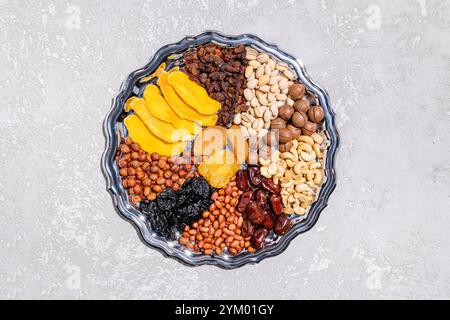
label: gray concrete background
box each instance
[1,0,449,299]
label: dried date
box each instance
[246,201,264,225]
[273,214,293,235]
[251,228,269,250]
[236,170,249,191]
[237,190,253,213]
[269,194,283,215]
[255,189,267,205]
[248,166,262,187]
[261,177,281,194]
[262,210,274,230]
[241,220,256,238]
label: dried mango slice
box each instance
[158,71,218,127]
[124,115,185,157]
[125,98,185,144]
[124,96,137,111]
[167,71,221,115]
[143,84,199,136]
[139,62,166,83]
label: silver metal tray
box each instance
[101,31,339,269]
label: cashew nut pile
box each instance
[259,132,327,215]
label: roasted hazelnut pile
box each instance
[271,82,324,152]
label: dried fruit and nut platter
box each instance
[102,32,339,268]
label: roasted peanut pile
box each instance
[179,176,253,255]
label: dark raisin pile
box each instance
[140,177,214,240]
[183,44,248,127]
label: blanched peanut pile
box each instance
[234,47,296,143]
[259,132,327,215]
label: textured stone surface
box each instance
[1,0,449,299]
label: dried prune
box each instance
[140,199,155,215]
[139,177,213,241]
[141,201,174,239]
[156,188,177,211]
[177,177,213,205]
[191,177,213,199]
[175,200,210,227]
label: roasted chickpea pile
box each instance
[116,138,198,203]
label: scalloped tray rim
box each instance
[101,30,340,269]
